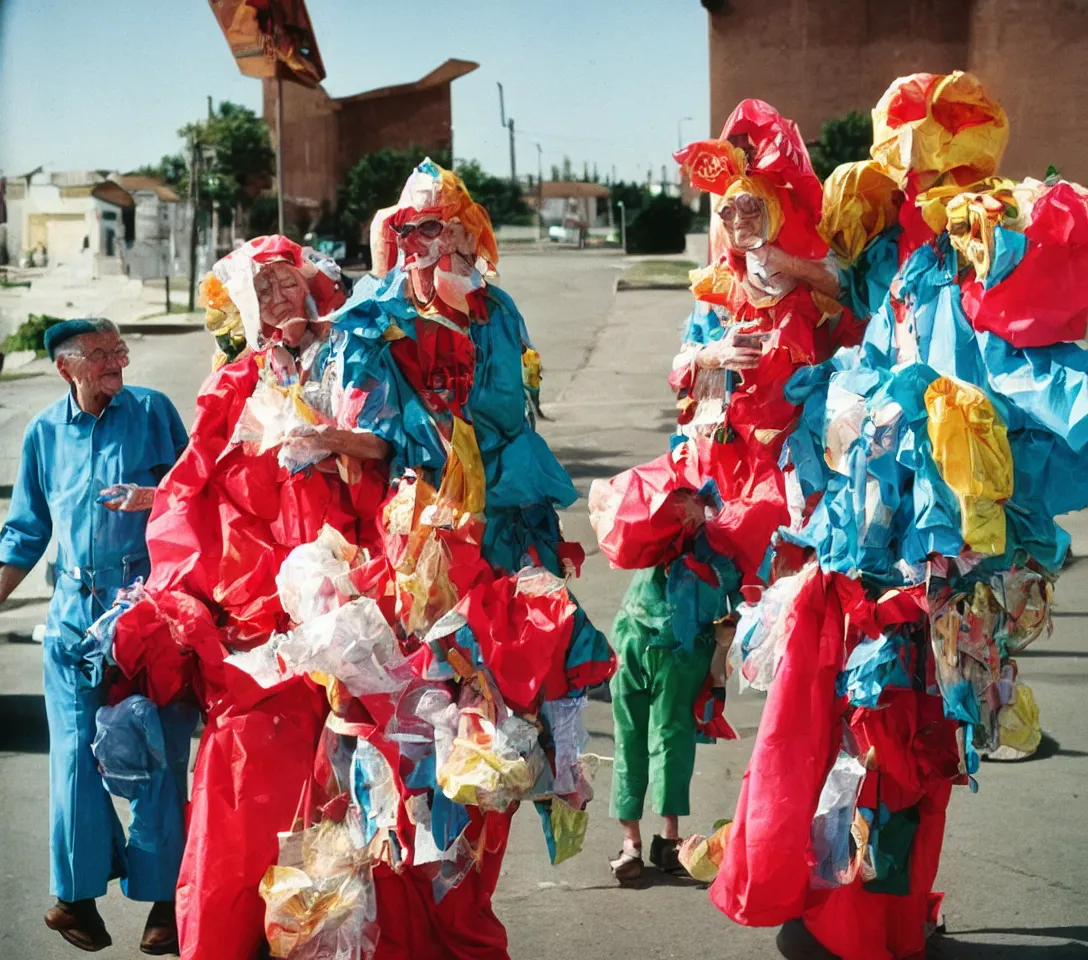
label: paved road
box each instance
[1,252,1086,959]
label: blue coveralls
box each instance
[0,386,193,903]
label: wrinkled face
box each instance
[254,261,310,343]
[719,192,767,252]
[59,330,129,397]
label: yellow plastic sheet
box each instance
[925,376,1014,554]
[871,72,1009,192]
[944,181,1019,276]
[819,160,902,263]
[436,416,487,518]
[548,798,589,866]
[996,681,1042,756]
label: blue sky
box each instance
[0,0,710,184]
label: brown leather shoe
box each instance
[44,899,112,952]
[140,900,179,956]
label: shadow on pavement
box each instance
[932,928,1088,958]
[0,694,49,753]
[1030,734,1088,761]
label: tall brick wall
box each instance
[967,0,1088,180]
[707,0,1088,181]
[264,79,457,215]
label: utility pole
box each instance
[497,82,516,184]
[535,142,544,239]
[677,116,693,150]
[207,96,219,259]
[187,130,201,311]
[276,76,286,235]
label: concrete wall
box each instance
[706,0,1088,181]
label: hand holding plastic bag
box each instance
[98,483,156,512]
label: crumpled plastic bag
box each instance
[729,565,815,692]
[277,526,362,624]
[437,694,545,813]
[810,751,868,888]
[351,740,400,856]
[925,376,1013,555]
[260,817,379,960]
[819,160,902,264]
[226,596,410,699]
[678,820,732,883]
[870,71,1008,192]
[535,797,589,865]
[982,680,1042,760]
[991,567,1053,655]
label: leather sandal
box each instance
[140,900,180,956]
[44,899,112,952]
[609,845,644,884]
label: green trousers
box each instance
[609,568,714,821]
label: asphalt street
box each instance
[1,251,1086,959]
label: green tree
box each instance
[626,194,693,254]
[808,110,873,181]
[454,160,532,226]
[338,147,453,244]
[550,164,561,181]
[167,101,275,228]
[125,154,187,187]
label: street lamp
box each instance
[677,116,693,150]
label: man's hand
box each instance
[0,563,31,607]
[282,423,390,463]
[98,484,156,512]
[695,330,768,371]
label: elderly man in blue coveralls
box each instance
[0,318,192,954]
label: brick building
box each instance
[264,59,478,219]
[703,0,1088,181]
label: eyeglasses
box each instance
[80,344,130,366]
[390,219,443,240]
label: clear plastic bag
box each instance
[260,818,379,960]
[810,751,868,889]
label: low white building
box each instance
[3,170,133,276]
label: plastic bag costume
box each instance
[98,162,612,959]
[689,73,1073,960]
[589,101,842,825]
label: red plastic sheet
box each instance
[710,567,846,925]
[110,351,387,960]
[961,182,1088,346]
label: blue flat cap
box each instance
[44,319,97,360]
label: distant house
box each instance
[114,175,184,280]
[3,170,133,275]
[527,181,612,229]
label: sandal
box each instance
[609,845,644,884]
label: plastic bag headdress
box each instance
[675,99,826,262]
[198,234,346,357]
[371,158,499,279]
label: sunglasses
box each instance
[391,219,443,240]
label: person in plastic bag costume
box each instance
[696,73,1073,960]
[99,234,387,960]
[588,101,846,886]
[247,159,613,960]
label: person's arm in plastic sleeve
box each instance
[758,246,841,300]
[283,423,391,463]
[0,425,51,605]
